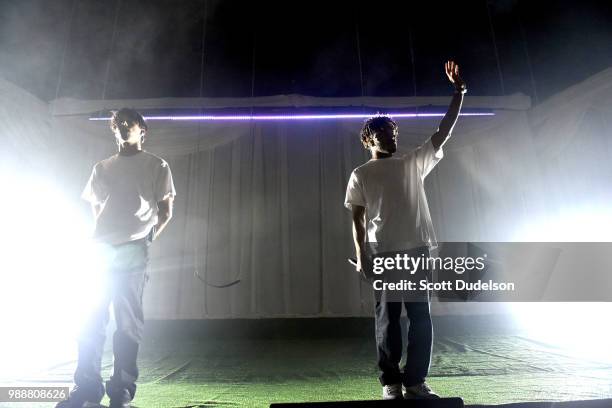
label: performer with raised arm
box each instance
[57,108,175,408]
[345,61,466,400]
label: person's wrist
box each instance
[454,84,467,94]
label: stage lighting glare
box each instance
[0,173,108,380]
[510,207,612,363]
[512,206,612,241]
[511,303,612,364]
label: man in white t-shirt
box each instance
[345,61,466,400]
[57,108,175,408]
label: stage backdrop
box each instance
[3,67,611,318]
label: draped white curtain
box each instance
[529,68,612,218]
[4,68,611,318]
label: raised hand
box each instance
[445,60,467,93]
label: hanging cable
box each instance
[100,0,122,101]
[250,26,257,103]
[485,0,506,95]
[354,9,366,99]
[353,7,368,312]
[192,0,241,289]
[53,0,78,105]
[517,10,539,105]
[408,27,418,98]
[198,0,208,98]
[407,17,419,117]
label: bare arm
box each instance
[351,205,367,272]
[153,196,174,240]
[431,61,467,151]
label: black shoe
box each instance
[108,389,131,408]
[55,385,104,408]
[55,400,81,408]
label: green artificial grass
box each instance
[5,326,612,407]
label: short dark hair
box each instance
[360,114,397,148]
[110,108,148,132]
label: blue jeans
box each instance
[73,238,149,402]
[375,299,432,386]
[373,247,433,386]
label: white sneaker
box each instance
[403,382,440,399]
[382,383,403,400]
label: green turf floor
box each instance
[5,326,612,407]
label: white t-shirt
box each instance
[82,151,176,245]
[344,140,443,253]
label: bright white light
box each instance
[510,303,612,363]
[510,207,612,363]
[512,205,612,241]
[0,173,108,381]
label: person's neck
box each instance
[371,150,393,160]
[118,143,143,156]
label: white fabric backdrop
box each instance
[3,68,611,318]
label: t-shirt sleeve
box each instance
[155,160,176,202]
[81,163,108,204]
[415,139,444,178]
[344,171,366,210]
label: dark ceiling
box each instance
[1,0,611,103]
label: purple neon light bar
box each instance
[89,112,494,121]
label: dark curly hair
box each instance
[110,108,148,133]
[360,114,397,148]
